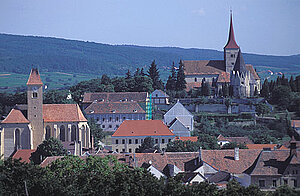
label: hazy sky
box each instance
[0,0,299,56]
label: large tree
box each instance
[30,137,67,165]
[166,62,177,91]
[136,137,159,153]
[147,60,164,90]
[176,60,186,91]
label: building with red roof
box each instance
[183,12,260,97]
[111,120,175,153]
[0,68,91,159]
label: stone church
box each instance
[184,13,260,97]
[0,68,91,159]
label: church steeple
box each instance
[224,11,239,49]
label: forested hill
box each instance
[0,33,300,76]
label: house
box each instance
[168,118,191,137]
[164,101,194,132]
[12,149,36,163]
[141,161,166,179]
[111,120,175,153]
[175,136,198,142]
[85,102,146,131]
[181,172,206,185]
[244,138,300,190]
[82,92,149,109]
[217,134,253,147]
[150,89,169,105]
[0,69,91,159]
[183,12,260,97]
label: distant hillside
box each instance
[0,33,300,77]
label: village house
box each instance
[217,134,253,147]
[164,101,194,135]
[0,69,91,159]
[84,102,146,132]
[150,89,170,105]
[111,120,175,153]
[183,12,260,97]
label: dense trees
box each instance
[136,137,160,153]
[30,137,67,165]
[147,60,164,90]
[255,103,271,117]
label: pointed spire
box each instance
[27,68,43,85]
[224,11,239,49]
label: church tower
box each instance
[27,68,44,149]
[224,11,240,73]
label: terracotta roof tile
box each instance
[85,102,145,114]
[217,72,230,83]
[26,68,43,85]
[218,135,253,144]
[1,109,29,124]
[291,120,300,128]
[246,64,260,80]
[112,120,174,137]
[246,144,278,150]
[43,104,87,122]
[175,136,198,142]
[83,92,148,103]
[183,60,225,76]
[12,149,36,163]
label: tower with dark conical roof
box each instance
[224,11,240,73]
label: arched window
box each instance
[71,125,76,141]
[15,129,21,149]
[60,125,66,142]
[85,125,89,148]
[45,126,51,140]
[81,126,85,147]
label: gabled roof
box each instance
[245,64,260,80]
[169,118,190,132]
[26,68,43,85]
[208,171,231,183]
[1,109,29,124]
[175,136,198,142]
[151,89,169,98]
[85,102,145,114]
[217,134,253,144]
[183,60,225,76]
[224,13,239,49]
[182,172,206,184]
[112,120,174,137]
[217,72,230,83]
[12,149,36,163]
[246,144,288,150]
[164,101,193,119]
[43,104,87,122]
[233,51,247,73]
[83,92,148,103]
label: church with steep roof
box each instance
[183,13,260,97]
[0,68,91,159]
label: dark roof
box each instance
[208,171,231,183]
[1,109,30,124]
[85,102,145,114]
[181,172,205,183]
[183,60,225,76]
[27,68,43,85]
[244,150,300,176]
[233,51,247,73]
[224,13,239,49]
[83,92,148,103]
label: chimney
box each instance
[234,147,239,160]
[290,137,298,157]
[198,147,202,162]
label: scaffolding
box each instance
[146,94,152,120]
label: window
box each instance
[156,94,158,97]
[129,139,132,144]
[155,139,158,144]
[96,117,99,121]
[116,149,118,152]
[116,125,119,129]
[115,139,118,144]
[231,62,234,65]
[122,139,125,144]
[129,149,132,153]
[109,117,112,122]
[32,92,38,98]
[162,139,165,144]
[141,139,143,143]
[272,180,277,187]
[122,149,125,152]
[45,126,51,140]
[168,139,171,143]
[284,179,288,185]
[102,118,105,122]
[60,125,66,142]
[195,78,197,82]
[123,117,126,120]
[135,139,138,144]
[109,125,112,128]
[102,125,105,128]
[293,180,297,187]
[259,180,265,187]
[15,129,21,149]
[231,54,235,58]
[71,125,76,141]
[116,117,119,121]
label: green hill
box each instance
[0,33,300,92]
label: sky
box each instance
[0,0,299,56]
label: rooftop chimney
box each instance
[234,147,239,160]
[198,147,202,162]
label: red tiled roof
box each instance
[246,144,277,150]
[217,134,253,144]
[112,120,174,137]
[175,136,198,142]
[291,120,300,128]
[1,109,29,124]
[26,68,43,85]
[43,104,87,122]
[224,13,239,49]
[217,72,230,83]
[83,92,148,103]
[12,149,36,163]
[183,60,225,76]
[246,64,260,80]
[85,102,145,114]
